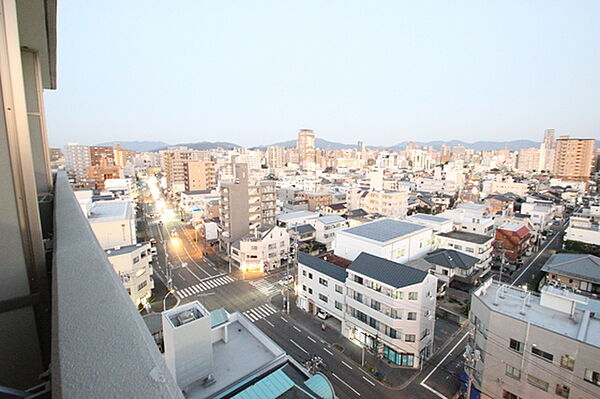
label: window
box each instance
[405,334,416,342]
[407,312,417,320]
[584,368,600,386]
[421,329,430,340]
[302,285,306,291]
[354,275,363,284]
[555,384,570,398]
[502,390,519,399]
[368,317,378,329]
[408,292,418,300]
[308,273,313,279]
[308,288,313,294]
[383,346,414,366]
[505,364,521,380]
[335,285,343,294]
[580,281,591,292]
[509,338,523,353]
[466,247,474,253]
[137,280,147,291]
[369,281,382,292]
[319,294,328,303]
[353,292,363,303]
[251,246,258,250]
[319,277,328,287]
[527,374,549,391]
[391,290,403,300]
[302,270,306,277]
[133,256,140,264]
[560,355,575,371]
[335,301,342,310]
[370,299,381,311]
[531,346,553,362]
[455,244,463,250]
[390,309,402,319]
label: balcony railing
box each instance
[52,172,182,398]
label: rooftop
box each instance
[298,252,348,282]
[182,190,213,195]
[277,211,320,222]
[293,224,316,234]
[105,242,150,256]
[407,213,451,224]
[88,200,131,223]
[425,249,478,270]
[437,230,492,245]
[473,281,600,348]
[316,215,346,225]
[348,252,428,289]
[542,253,600,284]
[340,218,428,243]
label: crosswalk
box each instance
[243,303,279,322]
[176,275,235,298]
[249,279,279,296]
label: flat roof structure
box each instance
[88,200,131,223]
[437,230,492,245]
[340,218,428,243]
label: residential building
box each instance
[114,143,136,167]
[359,190,409,218]
[278,187,309,212]
[424,249,486,285]
[407,213,453,233]
[483,194,515,215]
[87,200,136,250]
[437,230,493,271]
[344,253,437,368]
[482,179,529,197]
[106,242,154,307]
[541,253,600,297]
[439,204,496,236]
[469,280,600,399]
[334,218,434,263]
[89,145,115,166]
[520,199,561,231]
[64,143,91,182]
[494,222,532,264]
[553,136,596,181]
[538,128,556,172]
[309,215,348,250]
[292,224,317,244]
[87,163,123,191]
[230,225,290,272]
[305,191,333,212]
[517,147,541,172]
[276,210,320,229]
[184,160,216,191]
[297,128,316,169]
[180,190,219,219]
[565,216,600,246]
[322,202,347,215]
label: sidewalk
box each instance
[271,293,426,388]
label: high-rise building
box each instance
[64,143,91,182]
[89,145,115,166]
[538,128,556,172]
[183,160,216,191]
[266,146,285,168]
[161,147,215,194]
[297,129,315,169]
[553,136,595,181]
[114,143,136,167]
[517,148,541,172]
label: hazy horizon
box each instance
[46,1,600,147]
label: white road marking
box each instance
[307,336,316,344]
[342,360,353,370]
[280,316,288,323]
[264,319,275,327]
[332,373,361,396]
[293,326,302,333]
[323,347,334,356]
[362,376,375,386]
[290,339,309,355]
[420,332,468,399]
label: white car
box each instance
[317,310,329,320]
[150,247,158,256]
[170,229,178,238]
[278,275,294,286]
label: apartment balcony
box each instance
[50,172,183,398]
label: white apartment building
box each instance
[520,198,562,231]
[297,252,437,368]
[439,204,496,236]
[437,230,493,270]
[359,190,409,218]
[309,215,348,250]
[407,213,453,233]
[276,210,320,229]
[411,177,458,196]
[103,178,135,198]
[482,179,529,197]
[469,280,600,399]
[565,216,600,246]
[64,143,91,182]
[230,225,290,272]
[106,242,154,307]
[334,218,434,263]
[87,200,136,250]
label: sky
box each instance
[45,1,600,148]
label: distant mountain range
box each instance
[98,138,599,152]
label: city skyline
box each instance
[46,1,600,147]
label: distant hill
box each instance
[167,141,241,151]
[386,139,541,151]
[253,138,356,151]
[96,141,168,152]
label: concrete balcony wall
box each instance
[52,172,182,399]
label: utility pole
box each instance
[464,322,480,399]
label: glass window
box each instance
[391,290,403,300]
[555,384,570,398]
[560,355,575,371]
[319,293,328,303]
[335,301,342,310]
[137,280,147,291]
[335,285,343,294]
[502,390,519,399]
[584,369,600,386]
[505,364,521,380]
[531,346,553,362]
[509,338,523,353]
[308,288,313,294]
[405,334,416,342]
[308,273,313,279]
[407,312,417,321]
[302,270,306,277]
[383,346,414,367]
[319,277,328,287]
[302,285,306,291]
[133,256,140,264]
[408,292,418,300]
[527,374,549,391]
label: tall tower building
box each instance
[297,129,315,169]
[553,136,595,181]
[538,128,556,172]
[64,143,91,182]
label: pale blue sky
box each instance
[45,1,600,147]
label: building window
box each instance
[302,285,306,291]
[353,292,363,303]
[133,256,140,264]
[308,288,313,294]
[308,272,313,279]
[335,301,342,310]
[319,294,328,303]
[370,299,381,311]
[454,244,462,250]
[584,368,600,386]
[302,270,306,277]
[421,329,430,340]
[505,364,521,380]
[466,247,475,253]
[531,346,553,362]
[383,346,414,367]
[370,281,382,292]
[319,277,328,287]
[368,317,378,329]
[408,292,418,300]
[407,312,417,321]
[391,290,403,300]
[527,374,549,391]
[354,275,363,284]
[509,338,523,353]
[560,355,575,371]
[502,390,519,399]
[555,384,570,398]
[405,334,416,342]
[335,284,343,294]
[137,280,147,291]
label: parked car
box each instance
[150,247,158,256]
[317,310,330,320]
[278,275,294,286]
